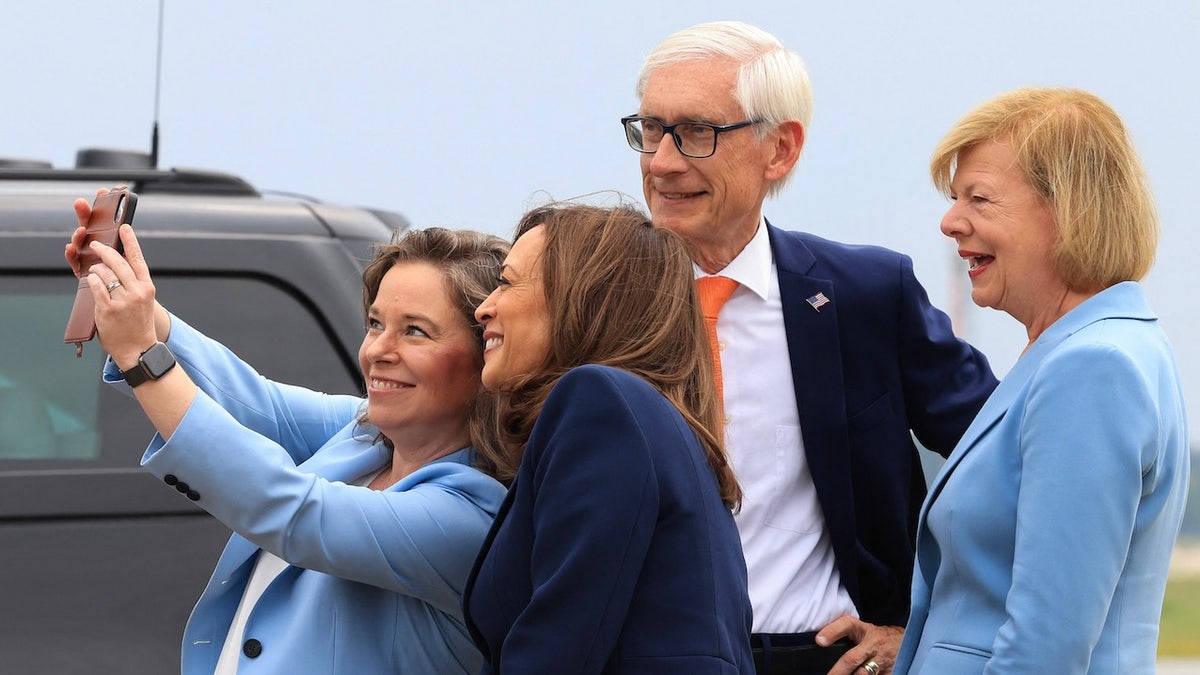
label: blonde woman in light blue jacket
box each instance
[895,88,1189,675]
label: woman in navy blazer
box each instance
[465,201,754,673]
[70,220,510,673]
[894,88,1190,674]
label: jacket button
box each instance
[243,639,262,658]
[186,490,200,501]
[163,474,178,486]
[174,481,190,494]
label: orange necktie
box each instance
[696,275,739,401]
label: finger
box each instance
[817,615,861,646]
[84,272,112,307]
[64,241,81,277]
[65,228,89,274]
[66,200,94,276]
[825,648,880,675]
[89,263,118,285]
[116,224,151,281]
[73,197,92,228]
[90,238,135,284]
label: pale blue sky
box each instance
[6,0,1198,442]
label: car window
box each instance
[0,273,362,467]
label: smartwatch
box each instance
[121,342,177,388]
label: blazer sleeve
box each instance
[987,342,1157,672]
[497,368,662,673]
[895,255,997,456]
[103,312,362,464]
[142,393,506,617]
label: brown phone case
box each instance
[64,187,137,357]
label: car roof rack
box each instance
[0,167,260,197]
[0,148,259,197]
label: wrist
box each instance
[110,333,162,372]
[119,342,177,388]
[112,351,147,372]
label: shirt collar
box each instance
[694,217,772,301]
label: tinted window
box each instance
[0,284,104,460]
[0,272,361,473]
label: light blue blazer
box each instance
[894,282,1190,674]
[104,316,506,674]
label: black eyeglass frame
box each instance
[620,115,764,159]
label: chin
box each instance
[480,371,504,392]
[653,214,698,237]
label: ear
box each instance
[763,120,805,183]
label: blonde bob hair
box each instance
[931,87,1157,290]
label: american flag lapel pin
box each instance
[806,292,831,312]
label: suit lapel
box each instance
[463,473,519,650]
[214,438,392,577]
[922,282,1151,507]
[768,225,858,582]
[297,436,392,484]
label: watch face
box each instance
[141,342,176,377]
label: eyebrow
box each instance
[367,306,436,325]
[639,113,722,125]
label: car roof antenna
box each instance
[149,0,165,169]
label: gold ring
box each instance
[861,661,880,675]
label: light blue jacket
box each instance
[894,282,1190,674]
[105,316,506,674]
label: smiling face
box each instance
[357,261,481,448]
[636,58,788,272]
[941,139,1071,331]
[473,225,552,391]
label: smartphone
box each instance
[63,186,138,357]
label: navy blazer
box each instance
[464,365,754,674]
[767,223,997,626]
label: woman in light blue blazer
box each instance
[68,220,509,674]
[893,88,1190,675]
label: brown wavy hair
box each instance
[492,200,741,509]
[358,227,509,478]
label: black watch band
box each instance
[121,342,177,388]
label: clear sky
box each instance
[6,0,1198,443]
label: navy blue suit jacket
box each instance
[767,223,997,626]
[463,365,754,674]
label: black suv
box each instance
[0,149,403,673]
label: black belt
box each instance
[751,632,853,675]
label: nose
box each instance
[647,133,689,176]
[940,200,970,239]
[474,288,498,325]
[364,329,399,364]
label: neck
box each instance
[1020,286,1096,349]
[373,430,470,489]
[681,211,761,274]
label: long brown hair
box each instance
[359,227,509,478]
[494,200,741,509]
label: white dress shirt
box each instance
[700,221,857,633]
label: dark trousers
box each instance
[751,632,853,675]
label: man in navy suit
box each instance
[621,21,998,675]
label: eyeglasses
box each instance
[620,116,763,159]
